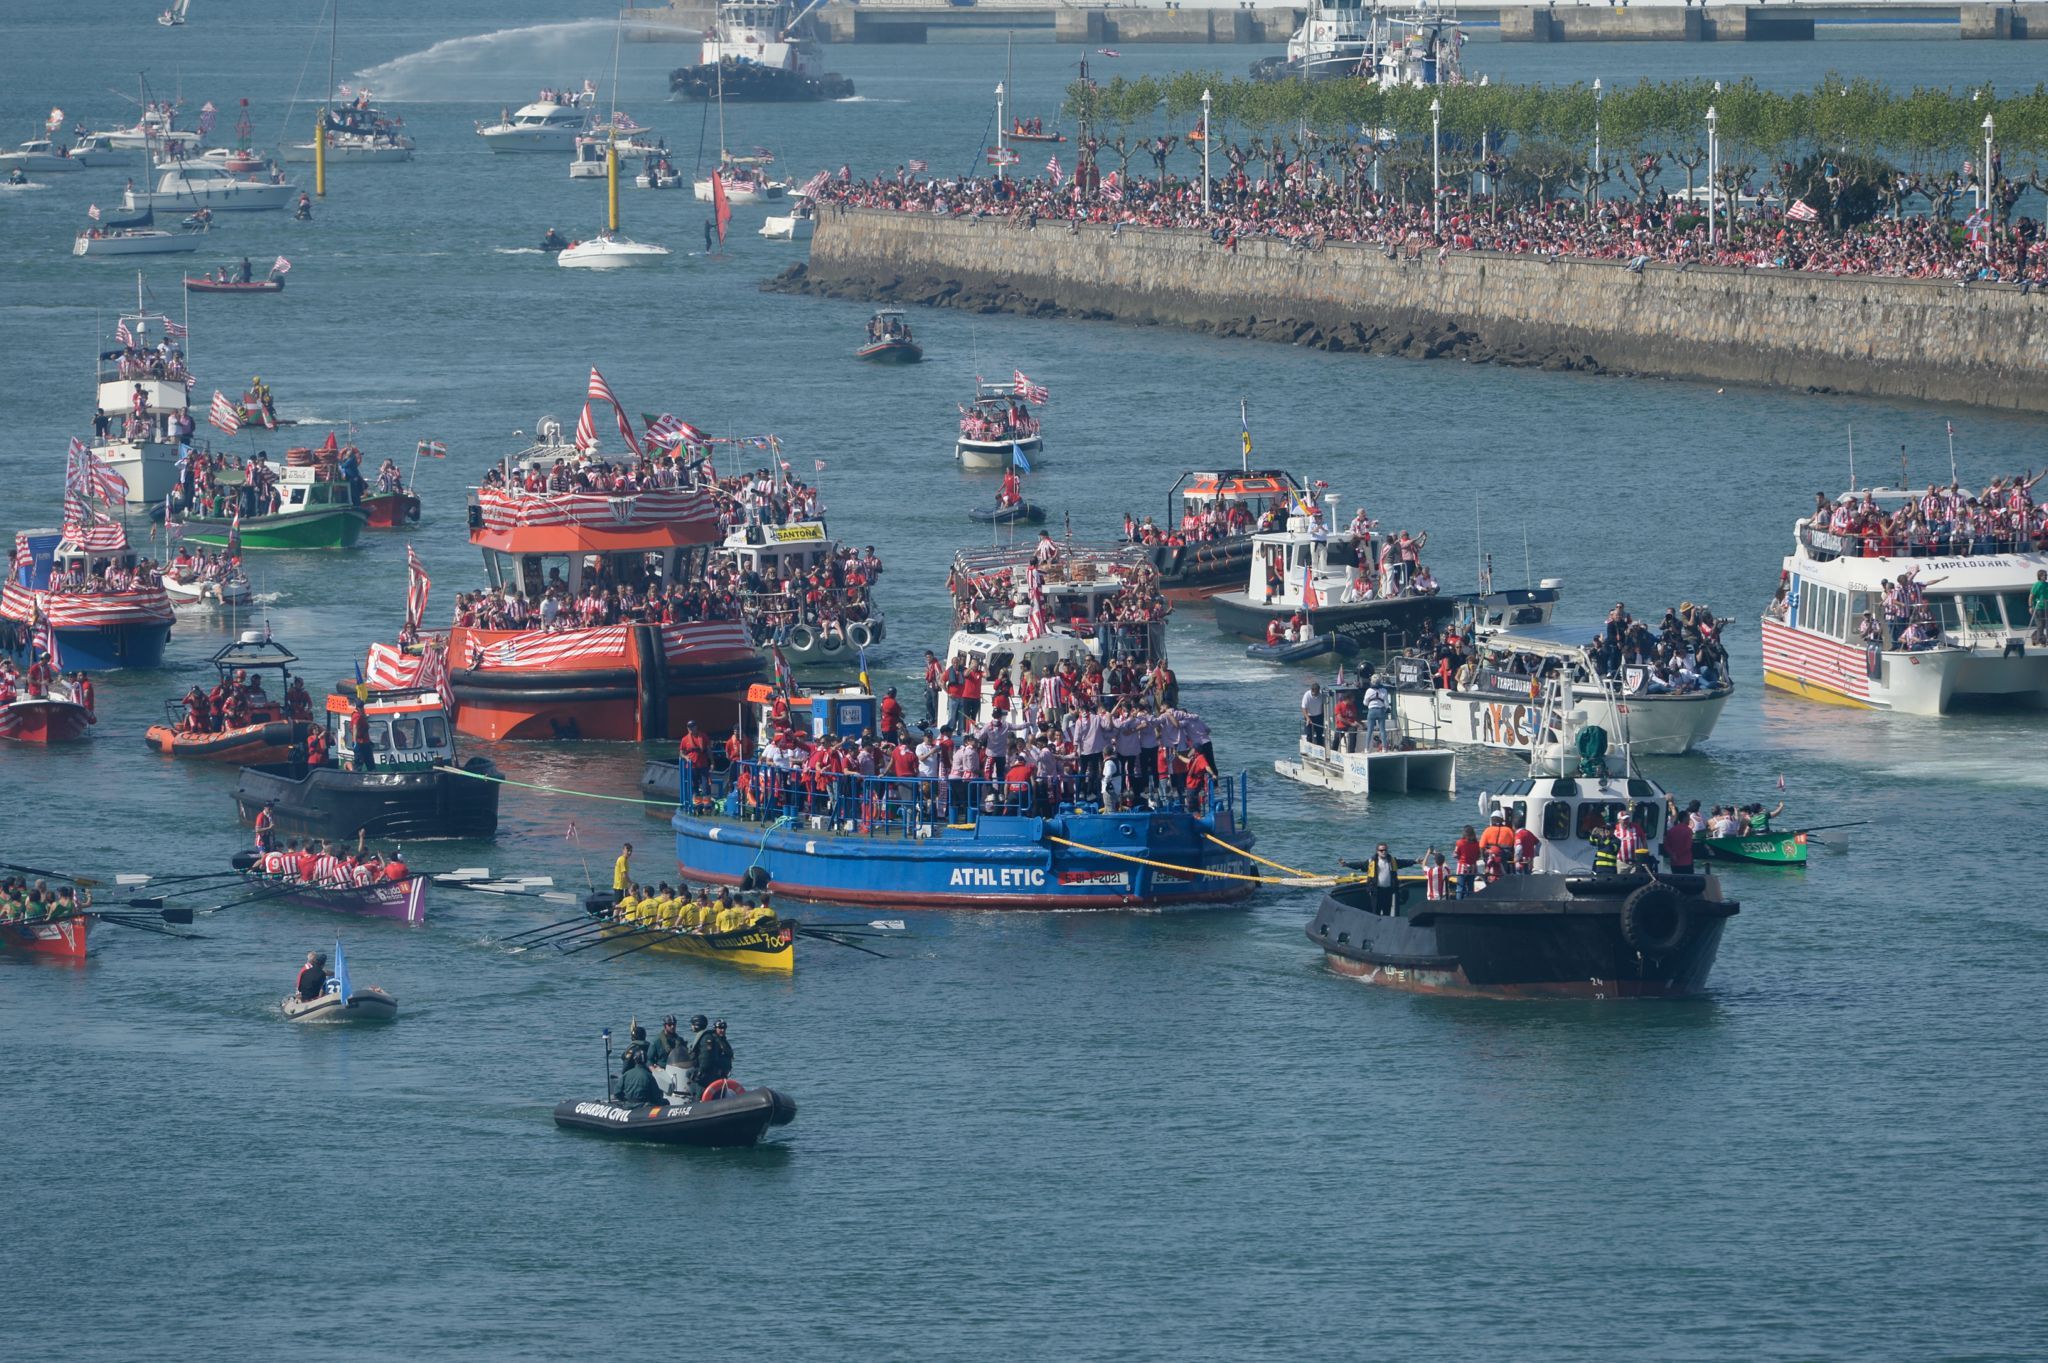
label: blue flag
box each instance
[332,939,351,999]
[1011,442,1031,475]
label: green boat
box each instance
[183,469,369,551]
[1697,831,1808,866]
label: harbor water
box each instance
[1,5,2043,1358]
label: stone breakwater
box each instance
[769,208,2048,413]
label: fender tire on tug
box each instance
[787,624,816,654]
[1619,882,1688,955]
[846,622,873,651]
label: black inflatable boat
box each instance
[552,1084,797,1147]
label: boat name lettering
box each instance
[771,524,826,542]
[948,867,1047,888]
[573,1102,635,1122]
[1913,556,2022,571]
[1056,870,1130,888]
[1807,529,1850,554]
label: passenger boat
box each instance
[693,157,785,205]
[281,942,399,1021]
[1761,487,2048,713]
[672,682,1251,910]
[1389,621,1732,757]
[1003,122,1065,145]
[1210,492,1559,645]
[146,632,317,763]
[163,565,252,607]
[234,685,501,840]
[713,516,884,669]
[182,463,367,551]
[855,309,921,364]
[124,163,297,213]
[444,421,762,741]
[361,488,420,529]
[86,285,193,507]
[956,380,1042,472]
[67,135,142,168]
[1252,0,1466,86]
[0,139,84,173]
[1,914,91,959]
[554,1082,797,1146]
[3,525,174,672]
[0,689,95,745]
[946,540,1171,680]
[1697,831,1809,866]
[1135,469,1306,600]
[476,86,596,152]
[1306,718,1740,999]
[670,1,854,102]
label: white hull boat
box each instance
[1274,734,1457,796]
[635,169,686,189]
[279,137,415,164]
[557,235,671,269]
[282,985,398,1023]
[760,209,813,240]
[125,166,296,212]
[0,144,84,173]
[694,176,784,204]
[1393,683,1729,758]
[956,434,1038,472]
[73,229,201,257]
[164,571,253,608]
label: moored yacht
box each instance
[956,379,1043,472]
[123,162,296,212]
[0,139,85,173]
[476,85,595,152]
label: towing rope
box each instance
[1204,833,1320,879]
[435,763,680,808]
[1046,835,1336,888]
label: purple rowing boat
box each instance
[242,874,428,924]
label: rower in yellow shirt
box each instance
[614,887,639,922]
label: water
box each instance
[3,6,2045,1359]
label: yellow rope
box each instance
[1047,835,1335,888]
[1205,833,1318,879]
[436,763,680,807]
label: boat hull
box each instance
[184,506,366,550]
[1761,617,2048,714]
[359,491,420,529]
[671,62,853,102]
[145,718,315,763]
[1,915,90,959]
[73,232,201,257]
[1698,833,1809,866]
[1246,634,1357,665]
[279,142,414,164]
[243,873,430,923]
[1273,738,1454,795]
[447,625,762,742]
[0,699,94,744]
[127,184,295,212]
[1307,873,1737,999]
[968,503,1044,526]
[1392,682,1733,757]
[956,435,1039,472]
[183,278,287,293]
[553,1087,796,1146]
[856,340,922,364]
[1212,589,1454,643]
[1143,537,1252,600]
[283,988,399,1022]
[583,917,795,973]
[233,760,502,841]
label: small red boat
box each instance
[361,489,422,529]
[0,695,94,744]
[1,914,90,959]
[185,276,285,294]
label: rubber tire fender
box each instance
[787,624,816,654]
[846,622,873,651]
[818,631,844,654]
[1618,882,1689,956]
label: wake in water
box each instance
[352,20,619,103]
[493,247,544,255]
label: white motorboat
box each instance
[955,379,1042,472]
[759,197,815,240]
[196,147,269,175]
[90,278,197,508]
[281,130,415,164]
[671,0,853,102]
[163,565,253,608]
[635,165,686,190]
[94,100,203,153]
[1761,487,2048,714]
[0,140,85,173]
[124,163,295,212]
[693,163,785,204]
[73,227,200,257]
[557,232,671,269]
[68,134,138,167]
[571,132,666,180]
[476,87,594,152]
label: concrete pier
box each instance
[782,207,2048,413]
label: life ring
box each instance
[787,624,816,653]
[846,622,874,651]
[700,1078,745,1102]
[1618,883,1688,956]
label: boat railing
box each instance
[680,759,1227,838]
[1798,519,2044,562]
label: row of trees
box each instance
[1061,74,2048,228]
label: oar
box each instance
[507,920,618,953]
[557,925,664,957]
[0,860,102,887]
[497,913,606,944]
[597,931,688,964]
[795,928,888,959]
[1794,821,1870,836]
[802,920,906,932]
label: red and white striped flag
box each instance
[164,319,186,339]
[907,159,926,175]
[1026,604,1047,640]
[404,543,431,633]
[115,319,135,348]
[1046,154,1061,181]
[13,532,32,571]
[199,101,217,134]
[586,367,641,455]
[271,255,292,275]
[643,413,687,449]
[208,390,240,434]
[799,169,831,198]
[1787,199,1819,223]
[1012,370,1049,405]
[1101,171,1122,203]
[814,459,827,472]
[573,402,598,454]
[78,439,128,505]
[30,606,54,665]
[227,506,242,557]
[87,203,100,222]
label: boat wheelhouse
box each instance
[1135,469,1305,599]
[444,433,762,741]
[123,163,296,212]
[671,2,853,102]
[3,525,174,672]
[713,517,885,668]
[1762,489,2048,713]
[477,88,595,152]
[1390,620,1733,757]
[90,289,193,507]
[572,130,666,180]
[0,139,84,172]
[956,380,1042,471]
[1272,0,1379,82]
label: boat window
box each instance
[1931,597,1960,631]
[288,486,306,507]
[1542,800,1572,841]
[368,719,390,749]
[1633,802,1663,838]
[390,716,424,750]
[1503,799,1527,830]
[1962,594,2004,630]
[423,714,449,749]
[2001,592,2031,630]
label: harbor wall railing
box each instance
[795,206,2048,413]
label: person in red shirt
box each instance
[1452,825,1482,899]
[677,721,710,804]
[879,687,903,740]
[1512,818,1541,875]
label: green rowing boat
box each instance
[184,503,367,551]
[1698,831,1808,866]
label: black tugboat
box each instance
[1307,721,1739,999]
[1134,469,1305,600]
[233,685,500,840]
[669,2,853,102]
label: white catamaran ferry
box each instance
[1762,489,2048,713]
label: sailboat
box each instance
[999,33,1064,144]
[158,0,191,27]
[692,60,785,205]
[280,2,415,163]
[557,134,671,268]
[570,19,669,183]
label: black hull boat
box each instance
[1212,589,1455,644]
[234,757,502,841]
[1144,537,1253,598]
[553,1086,797,1147]
[1307,871,1738,999]
[968,501,1046,526]
[670,61,853,102]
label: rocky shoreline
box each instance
[764,262,1613,376]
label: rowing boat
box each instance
[1697,831,1809,866]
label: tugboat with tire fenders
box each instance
[669,1,853,103]
[1307,698,1739,998]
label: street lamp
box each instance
[995,81,1006,184]
[1430,95,1442,236]
[1591,77,1602,217]
[1201,87,1212,214]
[1705,104,1718,251]
[1982,111,1997,230]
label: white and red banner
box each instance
[1,579,172,628]
[659,620,752,663]
[472,485,717,535]
[209,390,240,435]
[404,544,430,633]
[1012,370,1049,405]
[587,367,641,455]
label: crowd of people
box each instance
[724,541,882,651]
[821,167,2048,286]
[250,838,412,887]
[958,399,1040,444]
[42,552,163,597]
[0,877,89,923]
[173,667,312,734]
[949,537,1171,635]
[612,884,777,937]
[610,1013,734,1107]
[1407,600,1732,698]
[1804,474,2047,558]
[0,657,94,713]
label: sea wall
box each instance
[778,207,2048,413]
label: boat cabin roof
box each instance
[1483,623,1604,658]
[211,635,298,672]
[327,687,446,717]
[1181,469,1302,502]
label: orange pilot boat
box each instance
[445,422,763,742]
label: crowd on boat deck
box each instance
[251,839,411,887]
[949,549,1170,631]
[958,401,1040,443]
[42,553,163,595]
[721,544,882,648]
[821,170,2048,285]
[480,450,696,498]
[1799,475,2048,558]
[167,546,245,586]
[1411,601,1731,695]
[0,878,88,923]
[711,467,825,528]
[175,668,312,733]
[1124,499,1260,545]
[0,659,94,712]
[612,884,777,935]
